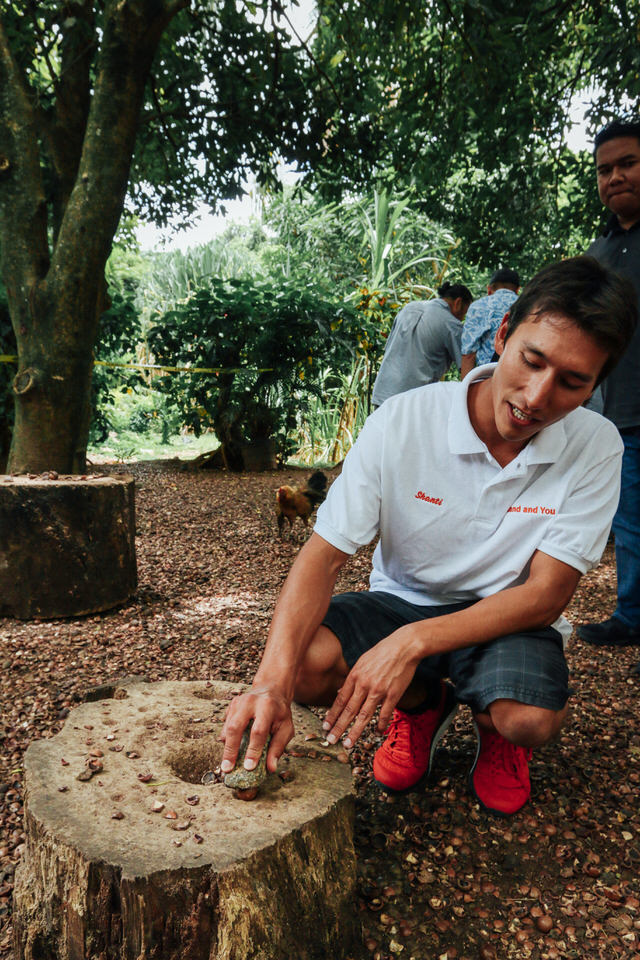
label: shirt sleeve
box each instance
[538,438,623,574]
[314,409,384,553]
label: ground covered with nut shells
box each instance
[1,461,639,960]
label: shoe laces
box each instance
[385,712,414,762]
[485,731,531,782]
[386,709,432,762]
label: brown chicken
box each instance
[275,470,328,535]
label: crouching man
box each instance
[221,257,637,816]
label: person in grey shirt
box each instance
[371,281,473,407]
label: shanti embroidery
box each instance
[415,491,443,506]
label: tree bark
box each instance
[0,473,137,618]
[13,680,363,960]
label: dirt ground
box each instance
[1,461,639,960]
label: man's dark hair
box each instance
[437,280,473,304]
[490,267,520,287]
[504,256,637,385]
[594,118,640,155]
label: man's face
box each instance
[596,135,640,229]
[488,313,608,448]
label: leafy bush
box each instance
[90,281,145,444]
[128,408,153,434]
[148,276,356,467]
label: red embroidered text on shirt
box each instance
[507,505,556,515]
[415,491,443,506]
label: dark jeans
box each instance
[612,426,640,627]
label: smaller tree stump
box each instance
[13,680,362,960]
[0,473,136,619]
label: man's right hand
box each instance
[220,686,295,775]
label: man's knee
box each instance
[294,626,349,706]
[488,699,568,747]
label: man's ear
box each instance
[452,296,465,319]
[494,312,510,356]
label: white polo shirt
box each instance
[314,364,623,641]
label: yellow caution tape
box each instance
[93,360,273,374]
[0,355,272,375]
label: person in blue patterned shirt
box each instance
[461,268,520,377]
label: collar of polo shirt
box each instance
[447,363,568,465]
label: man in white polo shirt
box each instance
[221,257,637,817]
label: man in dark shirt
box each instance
[578,119,640,658]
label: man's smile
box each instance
[509,403,536,424]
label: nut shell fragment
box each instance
[234,787,259,801]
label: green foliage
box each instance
[88,386,198,462]
[290,358,371,465]
[309,0,636,271]
[147,276,357,464]
[261,186,469,296]
[259,189,355,289]
[142,235,266,315]
[125,2,339,227]
[90,277,145,444]
[2,2,340,231]
[90,187,490,465]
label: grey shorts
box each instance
[322,591,569,714]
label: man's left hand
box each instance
[322,626,421,748]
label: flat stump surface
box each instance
[14,679,361,960]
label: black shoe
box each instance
[577,616,640,647]
[631,662,640,677]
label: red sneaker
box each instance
[372,683,457,793]
[469,722,532,816]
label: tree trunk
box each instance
[13,679,363,960]
[8,288,98,474]
[0,415,9,471]
[0,473,136,618]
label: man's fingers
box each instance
[220,691,294,773]
[241,720,271,770]
[343,695,380,748]
[266,719,295,773]
[322,680,354,731]
[377,702,395,735]
[325,683,381,744]
[325,692,363,743]
[219,697,262,772]
[220,714,249,772]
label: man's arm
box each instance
[220,533,350,774]
[461,352,476,377]
[323,549,580,747]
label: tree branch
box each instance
[49,0,187,296]
[275,2,344,110]
[0,17,50,292]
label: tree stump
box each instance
[0,473,136,619]
[13,679,362,960]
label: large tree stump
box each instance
[13,680,362,960]
[0,473,136,619]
